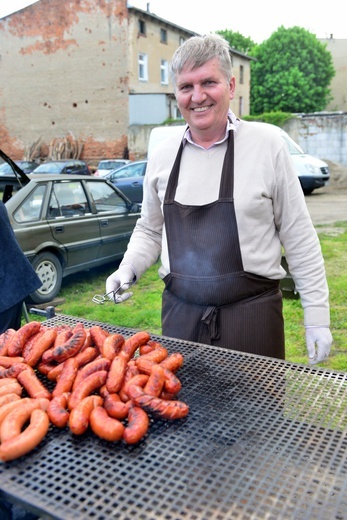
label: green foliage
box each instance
[242,111,293,127]
[216,29,256,54]
[250,26,335,115]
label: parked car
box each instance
[280,130,330,195]
[94,159,131,177]
[105,160,147,204]
[33,159,91,176]
[3,172,140,304]
[0,160,38,175]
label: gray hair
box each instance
[170,34,233,90]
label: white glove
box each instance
[305,326,333,365]
[105,264,135,303]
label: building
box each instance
[0,0,253,161]
[319,37,347,112]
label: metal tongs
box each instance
[92,283,128,305]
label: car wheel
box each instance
[29,252,63,304]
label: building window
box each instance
[174,105,182,119]
[239,65,244,84]
[138,53,148,81]
[179,36,185,45]
[138,19,146,36]
[161,60,169,85]
[139,20,146,36]
[238,96,243,117]
[160,28,167,44]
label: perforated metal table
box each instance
[0,315,346,520]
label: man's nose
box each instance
[191,86,207,103]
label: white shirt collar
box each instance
[183,109,239,149]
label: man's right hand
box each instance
[105,264,135,303]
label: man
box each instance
[0,200,41,332]
[106,34,332,364]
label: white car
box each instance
[280,130,330,195]
[94,159,131,177]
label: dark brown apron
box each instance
[162,130,285,359]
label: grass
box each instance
[27,222,347,372]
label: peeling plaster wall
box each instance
[0,0,129,160]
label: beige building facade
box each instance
[319,37,347,112]
[0,0,253,161]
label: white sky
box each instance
[0,0,346,43]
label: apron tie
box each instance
[201,306,220,340]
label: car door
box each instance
[108,162,146,203]
[47,180,101,270]
[85,179,139,262]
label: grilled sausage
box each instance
[123,406,150,445]
[89,325,109,352]
[160,352,184,373]
[0,329,16,356]
[144,364,166,397]
[100,333,124,361]
[23,328,57,367]
[17,368,52,400]
[0,397,32,426]
[0,362,31,379]
[7,322,41,357]
[106,354,128,393]
[0,409,50,462]
[69,395,103,435]
[52,357,79,397]
[0,393,22,409]
[0,381,22,397]
[0,356,25,368]
[89,406,124,441]
[72,357,111,391]
[104,393,132,420]
[137,345,168,364]
[50,328,87,363]
[0,397,49,442]
[127,384,189,420]
[47,392,70,428]
[68,370,108,410]
[121,331,151,361]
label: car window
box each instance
[48,181,89,218]
[87,181,128,213]
[34,162,62,173]
[13,184,47,222]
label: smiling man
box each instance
[106,34,332,365]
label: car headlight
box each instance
[304,163,321,176]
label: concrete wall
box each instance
[283,112,347,166]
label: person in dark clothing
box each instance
[0,200,41,333]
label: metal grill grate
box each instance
[0,314,346,520]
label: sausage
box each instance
[0,381,22,397]
[127,384,189,420]
[100,333,124,361]
[68,370,108,410]
[46,362,65,381]
[139,344,155,356]
[0,356,25,368]
[137,345,168,364]
[89,325,109,352]
[0,397,49,442]
[0,329,16,356]
[23,328,58,367]
[72,357,111,391]
[118,364,140,402]
[160,352,184,373]
[121,331,151,361]
[47,392,70,428]
[144,364,166,397]
[21,328,45,361]
[17,368,52,400]
[0,378,20,387]
[7,322,41,357]
[74,346,99,367]
[89,406,124,441]
[42,329,73,364]
[0,362,30,379]
[123,406,150,445]
[37,361,59,377]
[0,397,33,426]
[106,354,128,394]
[136,358,182,394]
[0,393,22,409]
[69,395,103,435]
[79,329,93,352]
[52,357,79,397]
[104,393,132,420]
[0,409,50,462]
[50,328,87,363]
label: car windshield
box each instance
[281,133,305,155]
[34,162,63,173]
[98,161,125,170]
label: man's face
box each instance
[175,57,235,137]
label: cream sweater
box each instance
[122,120,330,327]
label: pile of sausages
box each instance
[0,321,189,462]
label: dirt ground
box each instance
[304,160,347,229]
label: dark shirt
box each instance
[0,201,41,313]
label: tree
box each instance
[250,26,335,115]
[217,29,256,55]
